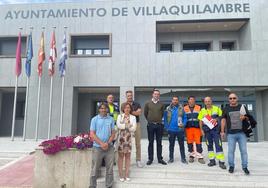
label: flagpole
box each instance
[48,76,53,139]
[23,27,33,141]
[11,28,23,141]
[47,26,56,139]
[59,26,67,137]
[35,76,41,141]
[59,76,64,136]
[11,76,18,141]
[35,27,45,141]
[23,76,29,141]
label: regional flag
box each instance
[48,31,57,76]
[25,32,33,77]
[37,32,45,77]
[59,32,67,77]
[15,32,22,77]
[202,115,217,130]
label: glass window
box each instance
[0,37,27,56]
[159,43,173,52]
[16,101,25,119]
[221,41,235,51]
[182,43,211,52]
[71,34,111,57]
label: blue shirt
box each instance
[90,114,115,148]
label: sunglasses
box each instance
[229,97,237,100]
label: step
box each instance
[96,177,267,188]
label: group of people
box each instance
[89,90,253,188]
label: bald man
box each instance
[198,97,226,169]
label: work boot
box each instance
[208,159,216,167]
[189,156,194,163]
[198,158,205,164]
[219,161,227,169]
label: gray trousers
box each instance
[89,146,114,188]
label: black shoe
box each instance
[158,160,167,165]
[229,166,234,173]
[208,159,216,167]
[146,160,153,165]
[181,159,188,164]
[189,156,194,163]
[168,159,174,163]
[243,168,250,175]
[219,162,227,169]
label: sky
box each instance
[0,0,93,4]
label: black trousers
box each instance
[147,122,163,161]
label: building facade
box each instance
[0,0,267,141]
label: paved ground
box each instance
[0,138,268,188]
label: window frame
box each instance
[0,35,27,58]
[181,41,213,52]
[158,42,174,53]
[219,40,237,51]
[69,33,112,58]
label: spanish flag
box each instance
[37,32,45,77]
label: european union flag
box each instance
[25,32,33,77]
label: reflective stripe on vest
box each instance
[184,105,201,128]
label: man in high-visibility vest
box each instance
[198,96,226,169]
[107,94,119,124]
[184,96,205,164]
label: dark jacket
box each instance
[242,113,257,138]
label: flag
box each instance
[202,115,218,130]
[59,31,67,77]
[25,32,33,77]
[15,32,22,77]
[48,31,57,76]
[37,32,45,77]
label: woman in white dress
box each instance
[117,102,137,182]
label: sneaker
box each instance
[125,177,131,181]
[189,156,194,163]
[219,162,227,169]
[208,159,216,167]
[146,160,153,165]
[181,159,188,164]
[158,160,167,165]
[119,178,125,182]
[136,161,144,168]
[198,158,205,164]
[168,159,174,163]
[243,168,250,175]
[229,166,234,173]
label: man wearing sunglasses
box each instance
[221,93,250,175]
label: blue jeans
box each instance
[227,132,248,169]
[168,131,186,161]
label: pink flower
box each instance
[74,136,82,143]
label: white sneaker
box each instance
[119,178,125,182]
[136,161,144,168]
[125,177,131,181]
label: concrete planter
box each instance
[34,147,92,188]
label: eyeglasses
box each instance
[229,97,237,100]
